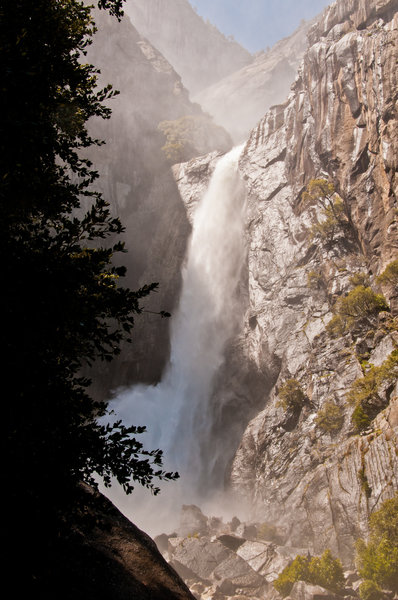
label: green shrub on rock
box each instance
[309,549,346,593]
[273,550,345,597]
[358,580,386,600]
[376,260,398,290]
[310,197,347,243]
[356,494,398,595]
[277,379,306,411]
[349,273,371,288]
[274,554,311,597]
[307,270,326,291]
[347,350,398,432]
[158,115,230,164]
[302,178,351,244]
[315,400,344,433]
[326,286,389,338]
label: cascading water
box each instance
[105,145,247,533]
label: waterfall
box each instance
[106,145,247,533]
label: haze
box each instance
[192,0,332,51]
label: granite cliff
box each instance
[124,0,252,95]
[71,0,397,596]
[173,0,398,569]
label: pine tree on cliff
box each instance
[1,0,178,576]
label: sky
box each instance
[191,0,332,52]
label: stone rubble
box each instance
[156,505,364,600]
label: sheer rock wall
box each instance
[175,0,398,564]
[230,0,398,563]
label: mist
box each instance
[102,146,248,535]
[124,0,328,143]
[85,0,333,537]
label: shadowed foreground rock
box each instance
[28,485,195,600]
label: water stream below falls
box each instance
[104,145,247,534]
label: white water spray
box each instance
[106,145,247,532]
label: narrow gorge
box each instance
[6,0,397,598]
[85,0,398,597]
[93,1,398,597]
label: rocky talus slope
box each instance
[35,485,195,600]
[124,0,252,95]
[154,504,364,600]
[174,0,398,568]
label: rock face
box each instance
[156,505,359,600]
[174,0,398,565]
[124,0,252,95]
[33,484,195,600]
[161,506,290,600]
[229,0,398,563]
[84,8,231,393]
[194,18,316,142]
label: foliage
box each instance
[277,379,306,411]
[315,400,344,433]
[302,179,349,244]
[311,198,347,242]
[356,494,398,594]
[302,179,335,207]
[158,114,227,164]
[350,273,371,288]
[2,0,178,531]
[326,286,389,337]
[274,554,310,597]
[376,260,398,291]
[347,350,398,432]
[274,550,345,597]
[352,404,374,432]
[309,550,346,593]
[358,580,386,600]
[358,466,372,498]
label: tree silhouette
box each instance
[1,0,178,555]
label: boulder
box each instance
[212,553,266,595]
[290,581,342,600]
[235,523,258,540]
[178,505,209,537]
[237,541,308,582]
[229,516,241,532]
[169,537,231,582]
[217,534,246,552]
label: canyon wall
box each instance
[124,0,252,95]
[175,0,398,564]
[232,0,398,562]
[194,18,315,143]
